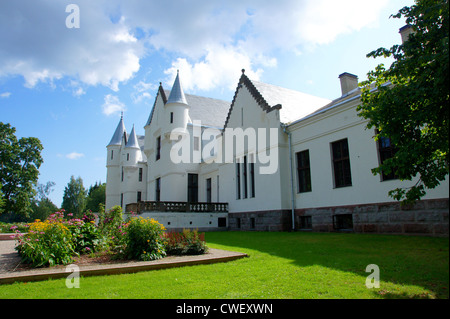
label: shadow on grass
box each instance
[205,231,449,299]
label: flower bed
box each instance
[11,206,208,268]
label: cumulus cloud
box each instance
[164,46,264,92]
[0,0,390,93]
[0,92,11,98]
[0,0,143,91]
[102,94,126,116]
[66,152,85,160]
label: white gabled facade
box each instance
[106,45,448,235]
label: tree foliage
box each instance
[0,122,44,217]
[357,0,449,203]
[61,175,87,218]
[85,181,106,212]
[30,181,58,222]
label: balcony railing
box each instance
[126,201,228,214]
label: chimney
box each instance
[339,72,358,96]
[399,25,414,44]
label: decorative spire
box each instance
[166,70,188,105]
[107,116,126,147]
[125,124,140,149]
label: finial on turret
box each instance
[242,69,246,74]
[120,111,123,119]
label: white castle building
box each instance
[106,28,448,235]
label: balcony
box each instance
[126,201,229,214]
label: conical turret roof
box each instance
[125,125,140,149]
[107,116,126,147]
[166,70,188,105]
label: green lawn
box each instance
[0,232,448,299]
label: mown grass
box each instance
[0,232,448,299]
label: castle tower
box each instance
[106,115,127,210]
[164,70,190,135]
[121,124,147,208]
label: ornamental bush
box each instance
[122,217,167,261]
[68,220,103,254]
[165,229,208,255]
[15,217,75,267]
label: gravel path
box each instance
[0,240,21,274]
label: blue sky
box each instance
[0,0,414,207]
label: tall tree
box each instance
[61,175,87,218]
[357,0,449,203]
[85,181,106,212]
[30,181,58,222]
[0,122,44,217]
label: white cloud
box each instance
[0,0,391,93]
[131,80,156,104]
[0,92,11,98]
[102,94,126,116]
[0,0,143,91]
[66,152,85,160]
[164,45,264,92]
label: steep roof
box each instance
[125,125,140,149]
[252,81,331,124]
[224,70,331,128]
[107,116,126,147]
[145,85,230,129]
[166,71,188,105]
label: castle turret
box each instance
[106,115,127,210]
[124,125,142,164]
[164,70,190,136]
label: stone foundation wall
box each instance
[295,198,448,237]
[228,210,292,231]
[228,198,449,236]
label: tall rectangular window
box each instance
[194,136,200,151]
[120,193,123,208]
[170,112,174,123]
[250,157,255,198]
[137,191,142,202]
[332,139,352,188]
[243,156,248,199]
[188,174,199,203]
[236,161,241,200]
[111,150,114,160]
[155,178,161,202]
[156,136,161,161]
[138,168,143,182]
[206,178,212,203]
[377,135,398,181]
[296,150,312,193]
[121,167,124,182]
[217,175,220,202]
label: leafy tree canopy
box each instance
[61,175,87,218]
[357,0,449,203]
[86,181,106,212]
[0,122,43,217]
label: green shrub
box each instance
[15,217,75,267]
[122,217,167,261]
[165,229,208,255]
[69,220,103,254]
